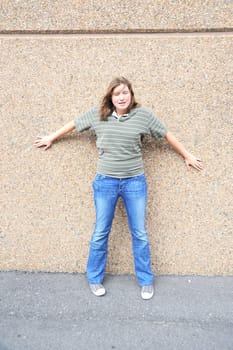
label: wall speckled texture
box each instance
[1,2,233,275]
[1,0,233,32]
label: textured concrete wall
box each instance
[1,0,232,32]
[1,1,232,275]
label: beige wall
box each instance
[1,0,232,32]
[1,1,232,275]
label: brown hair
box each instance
[99,77,140,121]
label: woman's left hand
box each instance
[184,153,203,171]
[165,132,204,171]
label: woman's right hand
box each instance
[34,121,76,150]
[34,135,54,150]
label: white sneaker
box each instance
[141,285,154,300]
[89,284,106,297]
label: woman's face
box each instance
[111,84,132,115]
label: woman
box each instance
[34,77,203,300]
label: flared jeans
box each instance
[86,173,154,286]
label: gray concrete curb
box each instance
[0,272,232,350]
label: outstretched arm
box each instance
[34,120,76,150]
[165,131,203,171]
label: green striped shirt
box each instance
[74,106,167,178]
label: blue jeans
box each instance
[87,173,154,286]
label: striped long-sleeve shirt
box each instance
[74,106,167,178]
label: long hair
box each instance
[99,77,140,121]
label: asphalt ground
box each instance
[0,272,232,350]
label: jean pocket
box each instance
[125,174,147,193]
[133,174,146,181]
[93,174,118,193]
[94,173,108,181]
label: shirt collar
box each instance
[112,110,129,119]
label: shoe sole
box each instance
[89,285,106,297]
[92,289,106,297]
[141,291,154,300]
